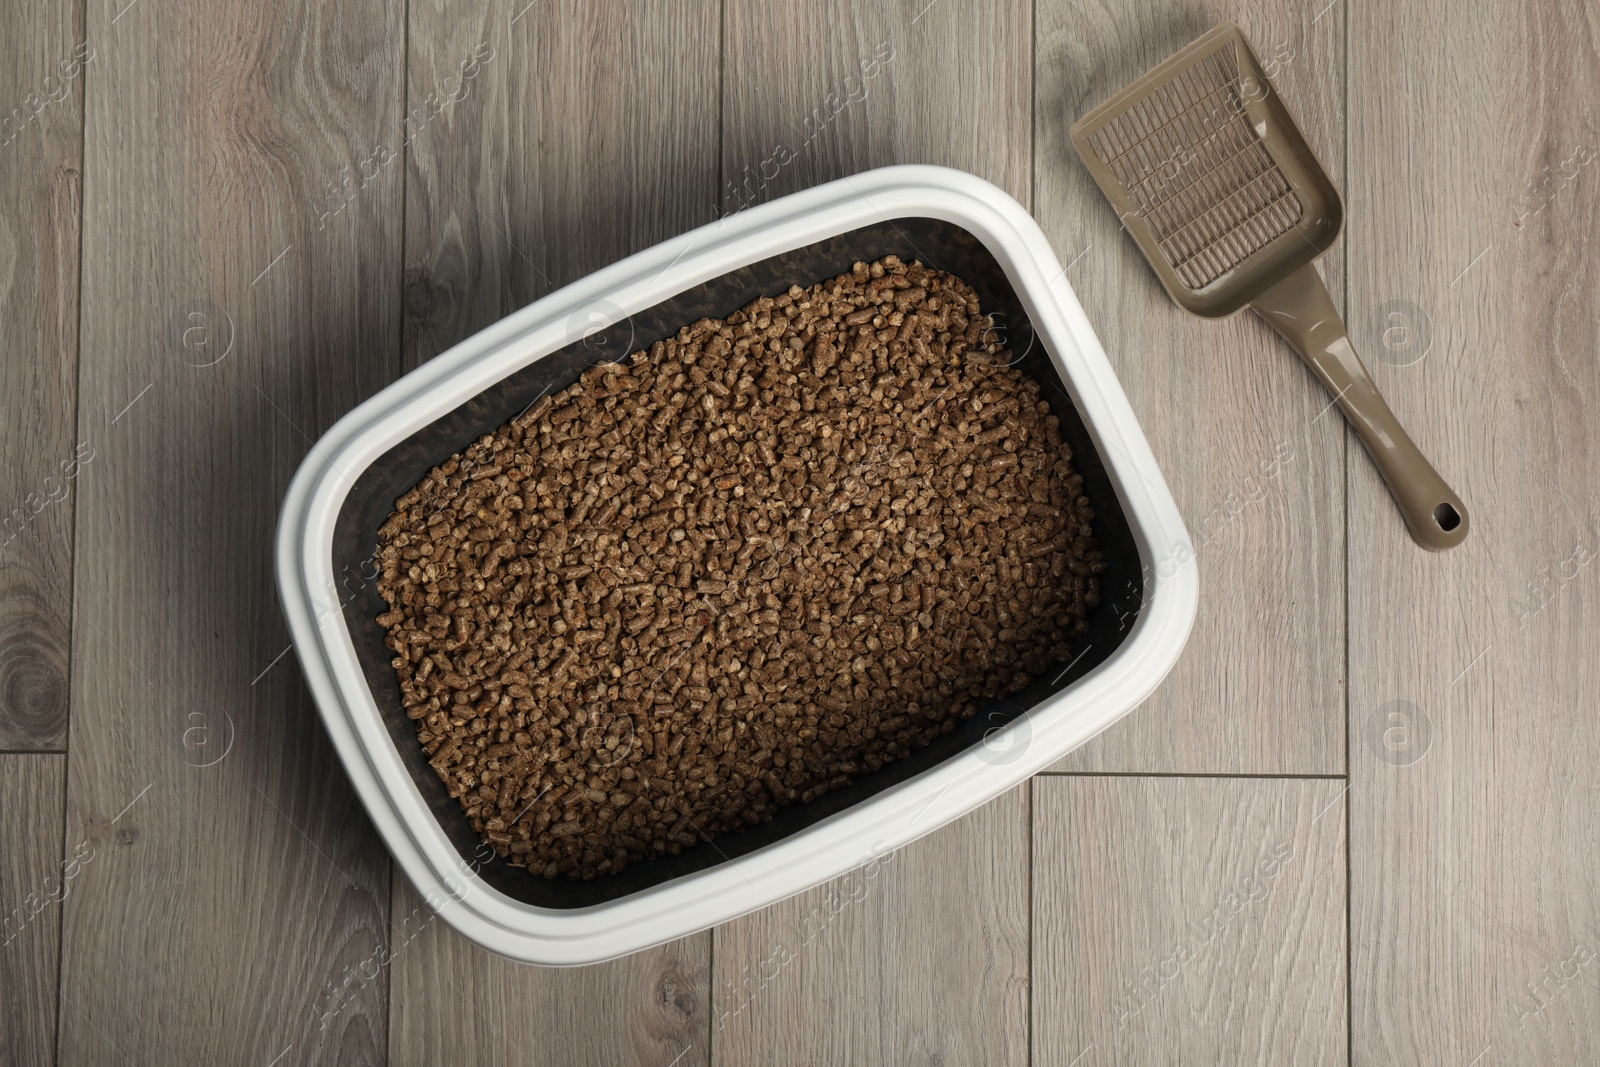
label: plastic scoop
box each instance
[1070,22,1468,549]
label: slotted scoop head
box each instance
[1071,23,1469,550]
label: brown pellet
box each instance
[374,255,1104,880]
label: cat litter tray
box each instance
[275,165,1197,965]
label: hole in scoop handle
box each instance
[1251,265,1470,551]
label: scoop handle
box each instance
[1250,264,1469,550]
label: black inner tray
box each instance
[331,216,1145,909]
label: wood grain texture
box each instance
[1346,0,1600,1063]
[1035,3,1347,773]
[401,0,724,373]
[1033,776,1347,1065]
[712,785,1029,1067]
[0,0,83,749]
[390,2,722,1060]
[0,754,65,1066]
[721,0,1032,206]
[55,0,405,1061]
[387,881,710,1067]
[9,1,1594,1061]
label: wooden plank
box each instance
[0,0,83,750]
[1035,3,1347,773]
[1033,775,1347,1065]
[55,0,405,1061]
[710,4,1033,1062]
[388,881,710,1066]
[389,2,722,1060]
[712,786,1030,1067]
[401,0,724,372]
[721,0,1032,207]
[0,754,66,1065]
[1346,0,1600,1062]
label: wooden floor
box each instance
[2,0,1597,1063]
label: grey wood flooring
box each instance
[1,0,1595,1063]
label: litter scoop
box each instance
[1070,22,1468,549]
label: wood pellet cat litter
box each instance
[374,255,1103,879]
